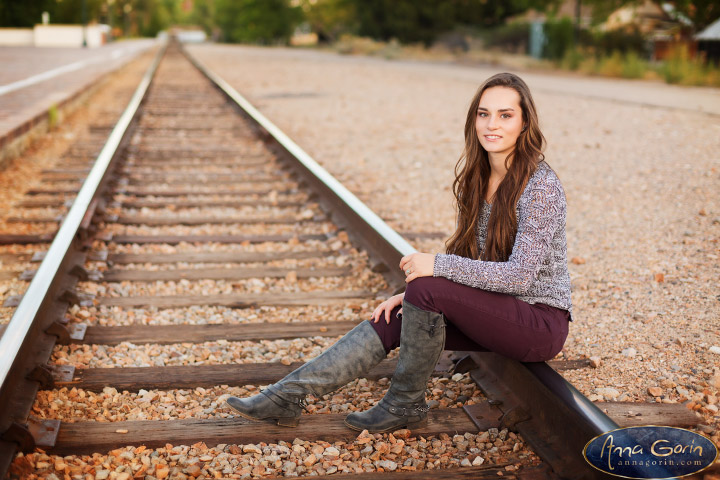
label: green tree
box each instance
[453,0,560,27]
[0,0,55,27]
[344,0,560,46]
[51,0,105,24]
[134,0,175,37]
[215,0,301,44]
[349,0,455,45]
[299,0,356,43]
[188,0,217,36]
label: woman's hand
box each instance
[400,252,435,283]
[371,293,404,324]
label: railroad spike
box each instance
[58,289,95,307]
[370,260,389,273]
[31,251,47,262]
[26,364,55,389]
[2,294,23,308]
[88,251,108,262]
[1,422,35,452]
[45,321,72,344]
[69,265,103,282]
[19,269,36,281]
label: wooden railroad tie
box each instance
[37,409,481,456]
[97,291,375,308]
[7,214,327,226]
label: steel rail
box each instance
[0,41,166,394]
[179,45,649,480]
[182,47,415,288]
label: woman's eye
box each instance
[477,112,487,117]
[501,113,511,119]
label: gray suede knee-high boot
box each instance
[344,300,445,433]
[226,320,387,427]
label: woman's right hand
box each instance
[370,293,405,324]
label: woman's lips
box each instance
[484,135,502,141]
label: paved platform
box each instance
[0,39,157,151]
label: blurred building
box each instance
[0,24,110,48]
[696,17,720,63]
[598,0,695,60]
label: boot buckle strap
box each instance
[261,389,309,413]
[428,322,445,338]
[387,404,429,417]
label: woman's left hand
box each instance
[399,252,435,283]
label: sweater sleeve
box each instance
[433,172,565,295]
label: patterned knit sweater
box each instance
[433,161,572,316]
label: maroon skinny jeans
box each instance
[370,276,570,362]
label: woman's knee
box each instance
[369,305,403,353]
[403,276,445,312]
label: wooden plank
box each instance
[102,266,350,282]
[116,187,283,197]
[119,198,305,208]
[18,199,72,208]
[41,168,91,174]
[126,177,283,187]
[6,216,61,224]
[597,402,702,428]
[28,187,290,197]
[106,250,333,264]
[40,173,87,181]
[139,109,228,117]
[0,234,55,244]
[97,290,374,308]
[125,173,282,182]
[137,126,239,132]
[127,146,258,155]
[56,356,455,392]
[25,188,79,195]
[270,464,533,480]
[110,233,328,245]
[60,359,396,391]
[121,166,278,175]
[0,253,33,263]
[113,214,318,226]
[79,320,359,345]
[0,271,19,280]
[125,158,268,168]
[48,409,477,455]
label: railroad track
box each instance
[0,41,706,480]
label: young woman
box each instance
[225,72,572,433]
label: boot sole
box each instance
[224,401,300,427]
[343,417,427,433]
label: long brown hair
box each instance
[445,73,546,262]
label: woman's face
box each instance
[475,86,524,160]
